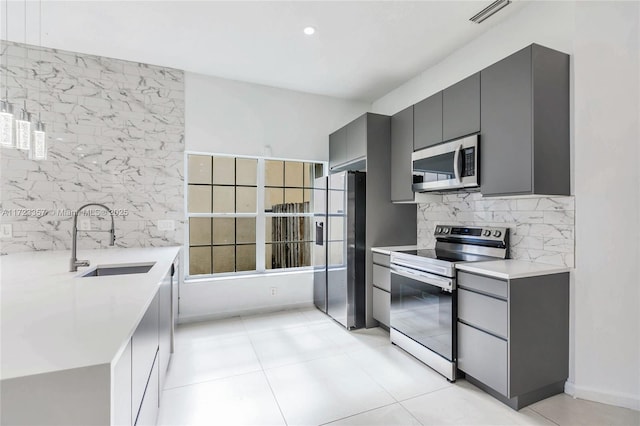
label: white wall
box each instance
[182,72,369,319]
[572,1,640,410]
[179,271,313,323]
[185,72,369,160]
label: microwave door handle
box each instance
[453,144,462,182]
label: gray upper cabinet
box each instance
[481,44,570,196]
[413,92,443,150]
[442,73,480,141]
[390,106,415,202]
[346,114,367,162]
[329,127,347,170]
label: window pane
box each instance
[212,218,235,245]
[236,187,256,213]
[212,186,234,213]
[212,156,235,185]
[284,188,304,204]
[266,216,310,242]
[303,163,314,187]
[237,218,256,243]
[188,185,211,213]
[188,155,212,184]
[236,245,256,271]
[189,218,211,246]
[265,160,283,186]
[213,245,235,273]
[236,158,257,186]
[265,187,283,211]
[190,246,212,275]
[267,242,311,269]
[284,161,304,187]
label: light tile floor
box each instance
[158,308,640,426]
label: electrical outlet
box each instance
[158,220,175,231]
[78,218,91,231]
[270,287,277,296]
[0,224,12,238]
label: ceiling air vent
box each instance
[469,0,511,24]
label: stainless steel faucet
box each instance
[70,203,116,272]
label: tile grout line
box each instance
[162,367,263,392]
[243,316,290,426]
[317,401,411,426]
[526,406,562,426]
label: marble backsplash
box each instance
[418,192,575,267]
[0,41,184,254]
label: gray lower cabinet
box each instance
[132,292,159,424]
[456,270,569,410]
[480,44,570,196]
[442,73,480,142]
[391,106,415,202]
[135,353,159,426]
[113,340,133,426]
[158,265,172,392]
[414,92,443,150]
[372,252,391,328]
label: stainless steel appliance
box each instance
[313,171,366,329]
[390,225,509,381]
[412,134,479,192]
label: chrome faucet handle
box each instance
[77,260,90,267]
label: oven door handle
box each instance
[453,144,462,183]
[391,265,454,291]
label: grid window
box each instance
[187,154,322,277]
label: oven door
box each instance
[411,134,479,192]
[390,264,456,362]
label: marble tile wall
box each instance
[0,41,184,254]
[417,192,575,267]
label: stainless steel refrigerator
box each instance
[313,171,366,329]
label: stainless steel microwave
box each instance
[412,134,479,192]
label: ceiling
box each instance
[3,1,527,102]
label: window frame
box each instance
[184,151,326,278]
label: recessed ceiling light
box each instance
[303,26,315,36]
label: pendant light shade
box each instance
[0,99,14,148]
[15,102,31,151]
[31,119,46,160]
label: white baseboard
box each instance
[177,302,314,324]
[565,381,640,411]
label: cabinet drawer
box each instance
[458,271,508,299]
[372,252,390,267]
[372,287,390,327]
[458,289,508,339]
[458,322,508,396]
[373,264,390,292]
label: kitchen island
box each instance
[0,246,181,426]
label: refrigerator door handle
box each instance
[315,221,324,246]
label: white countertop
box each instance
[371,245,424,255]
[0,246,181,380]
[456,260,572,280]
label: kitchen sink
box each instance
[79,262,156,277]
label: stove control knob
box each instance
[493,230,502,238]
[436,227,441,233]
[483,230,491,237]
[443,228,449,234]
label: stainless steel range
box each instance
[390,225,509,381]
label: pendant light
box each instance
[0,0,14,148]
[15,100,31,151]
[0,96,14,148]
[30,0,46,160]
[14,0,32,152]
